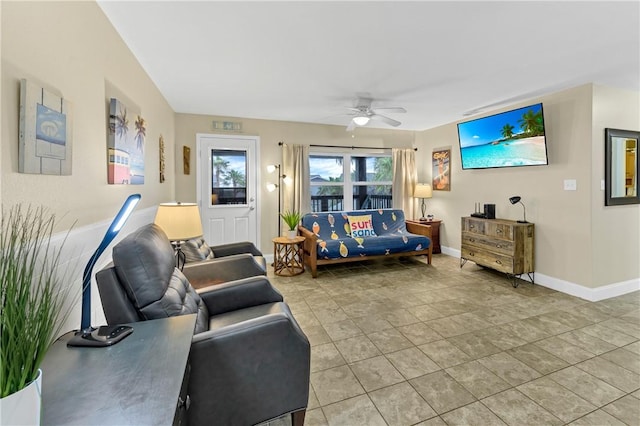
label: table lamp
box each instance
[509,196,528,223]
[154,202,203,269]
[413,183,433,221]
[67,193,141,347]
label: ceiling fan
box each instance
[345,97,406,131]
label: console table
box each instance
[406,219,442,254]
[460,217,534,287]
[41,315,196,425]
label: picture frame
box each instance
[19,79,73,175]
[432,148,451,191]
[159,135,165,183]
[108,98,145,184]
[183,146,191,174]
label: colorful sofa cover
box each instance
[299,209,432,277]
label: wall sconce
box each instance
[413,183,433,221]
[509,196,528,223]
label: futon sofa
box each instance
[298,209,432,277]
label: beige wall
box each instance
[1,1,175,230]
[175,113,416,252]
[416,84,640,290]
[591,85,640,286]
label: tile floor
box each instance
[266,254,640,426]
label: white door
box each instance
[196,134,259,246]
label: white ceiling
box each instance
[98,1,640,131]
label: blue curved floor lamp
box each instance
[67,194,141,347]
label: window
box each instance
[210,150,247,205]
[309,152,392,212]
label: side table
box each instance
[273,236,305,276]
[406,219,442,254]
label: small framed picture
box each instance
[432,148,451,191]
[183,146,191,175]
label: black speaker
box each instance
[484,204,496,219]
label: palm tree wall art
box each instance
[108,98,145,184]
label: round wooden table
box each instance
[272,236,305,276]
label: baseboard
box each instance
[265,254,274,264]
[441,245,640,302]
[441,246,461,258]
[535,273,640,302]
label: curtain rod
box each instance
[278,141,417,151]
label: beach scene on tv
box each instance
[458,103,547,169]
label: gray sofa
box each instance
[96,224,310,425]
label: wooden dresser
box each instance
[460,217,534,287]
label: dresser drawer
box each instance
[462,232,514,255]
[485,222,514,240]
[461,218,485,235]
[461,247,514,274]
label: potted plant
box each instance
[1,205,76,424]
[280,210,302,239]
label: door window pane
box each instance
[211,150,247,205]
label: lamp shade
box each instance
[353,116,370,126]
[413,184,433,198]
[154,203,203,241]
[509,196,521,205]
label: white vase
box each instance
[0,369,42,425]
[286,230,297,239]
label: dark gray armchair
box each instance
[182,237,267,270]
[96,224,310,426]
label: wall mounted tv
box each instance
[457,103,548,170]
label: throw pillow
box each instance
[348,214,377,238]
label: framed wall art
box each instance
[183,146,191,174]
[432,148,451,191]
[159,135,165,183]
[107,98,145,184]
[19,79,73,175]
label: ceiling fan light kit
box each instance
[344,96,406,131]
[353,116,370,126]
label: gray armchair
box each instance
[182,237,267,271]
[96,224,310,426]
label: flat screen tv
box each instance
[457,103,548,170]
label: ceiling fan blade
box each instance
[346,119,356,132]
[371,114,401,127]
[373,107,406,113]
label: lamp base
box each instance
[517,220,529,223]
[67,325,133,347]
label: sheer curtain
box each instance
[282,143,310,214]
[392,148,418,216]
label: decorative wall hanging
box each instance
[432,148,451,191]
[19,79,73,175]
[107,98,145,184]
[212,120,242,132]
[183,146,191,174]
[159,135,165,183]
